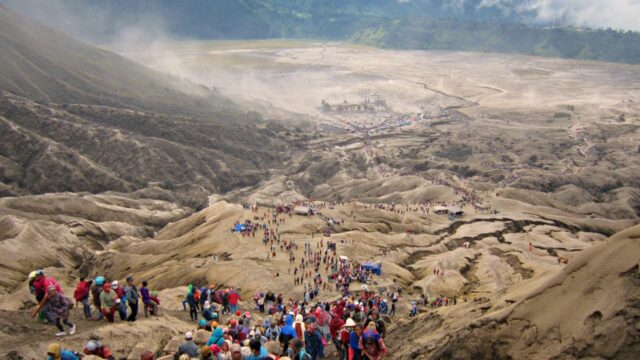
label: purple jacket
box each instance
[140,287,151,304]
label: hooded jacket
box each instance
[206,327,225,347]
[279,315,297,351]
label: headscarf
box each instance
[47,343,61,360]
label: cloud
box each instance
[476,0,640,31]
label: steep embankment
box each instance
[0,5,291,203]
[386,224,640,359]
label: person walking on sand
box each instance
[32,285,75,337]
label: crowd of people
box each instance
[45,286,391,360]
[40,201,440,359]
[30,270,162,338]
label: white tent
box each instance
[433,206,449,214]
[294,206,311,215]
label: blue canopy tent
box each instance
[362,262,382,276]
[234,223,246,232]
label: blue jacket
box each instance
[281,315,297,338]
[206,327,225,347]
[247,346,268,360]
[48,350,78,360]
[349,332,360,350]
[186,292,197,306]
[304,330,325,357]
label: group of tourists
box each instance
[46,285,390,360]
[171,289,390,360]
[42,201,406,359]
[30,270,161,337]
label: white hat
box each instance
[345,318,356,327]
[204,301,211,309]
[115,298,121,304]
[185,331,193,340]
[111,280,118,287]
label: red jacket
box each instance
[339,328,350,345]
[114,286,125,299]
[84,346,113,359]
[73,281,90,301]
[228,292,240,305]
[329,317,345,339]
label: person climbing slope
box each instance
[32,285,75,337]
[99,282,117,323]
[73,277,92,320]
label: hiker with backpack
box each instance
[32,285,76,337]
[91,276,104,321]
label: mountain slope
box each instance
[0,5,290,205]
[386,224,640,359]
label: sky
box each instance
[1,0,639,42]
[473,0,640,31]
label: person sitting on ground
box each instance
[32,285,75,337]
[46,342,78,360]
[202,301,216,321]
[84,339,115,360]
[178,331,200,358]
